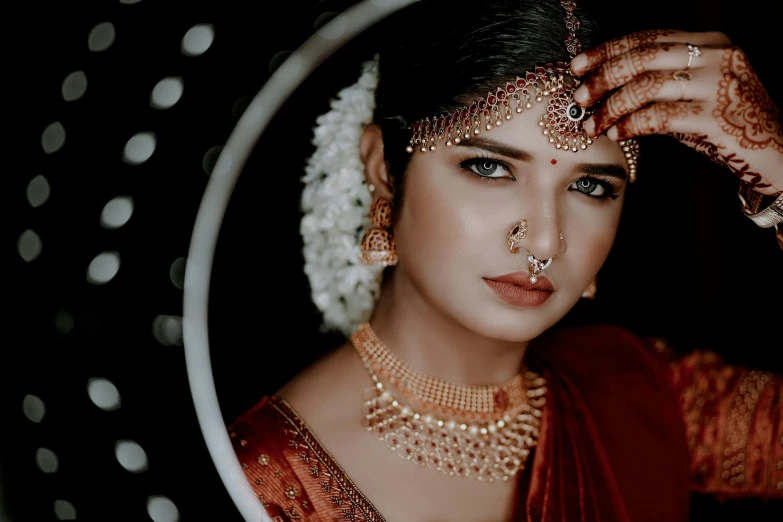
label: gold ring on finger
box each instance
[686,43,701,70]
[673,70,692,101]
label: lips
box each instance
[483,272,553,307]
[484,272,554,291]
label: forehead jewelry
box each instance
[404,0,639,182]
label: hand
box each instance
[570,30,783,197]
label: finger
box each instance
[586,69,712,136]
[571,30,733,75]
[605,102,706,141]
[575,43,721,106]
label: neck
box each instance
[366,269,530,386]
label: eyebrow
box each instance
[574,163,628,181]
[455,137,534,162]
[456,136,628,181]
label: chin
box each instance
[460,302,564,343]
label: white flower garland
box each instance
[300,57,384,336]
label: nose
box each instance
[515,210,562,263]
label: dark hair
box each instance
[373,0,603,214]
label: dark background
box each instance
[5,0,782,521]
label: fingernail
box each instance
[583,117,595,136]
[606,126,619,141]
[570,54,587,74]
[574,85,590,105]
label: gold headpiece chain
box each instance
[404,0,639,182]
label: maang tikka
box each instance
[404,0,640,182]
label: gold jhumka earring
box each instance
[360,198,398,267]
[582,277,597,299]
[352,323,546,483]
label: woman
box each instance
[227,0,782,520]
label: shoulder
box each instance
[228,397,291,467]
[225,396,297,517]
[228,396,334,519]
[227,340,365,443]
[274,340,369,430]
[226,343,374,520]
[227,341,370,475]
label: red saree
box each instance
[228,324,783,521]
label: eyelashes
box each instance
[457,154,622,201]
[570,177,621,200]
[459,155,514,181]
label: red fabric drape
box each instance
[518,325,691,522]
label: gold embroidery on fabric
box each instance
[721,370,771,486]
[679,353,722,453]
[270,397,386,522]
[285,485,299,499]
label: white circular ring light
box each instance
[181,1,418,521]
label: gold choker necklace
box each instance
[350,322,546,482]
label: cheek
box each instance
[395,166,501,262]
[566,201,622,277]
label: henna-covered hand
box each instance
[671,133,775,191]
[570,30,783,197]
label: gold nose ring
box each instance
[507,219,528,253]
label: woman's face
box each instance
[391,101,628,342]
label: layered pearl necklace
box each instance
[350,322,546,483]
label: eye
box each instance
[459,158,513,180]
[569,177,619,200]
[573,178,605,196]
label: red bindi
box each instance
[551,159,557,165]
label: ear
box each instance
[359,123,393,199]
